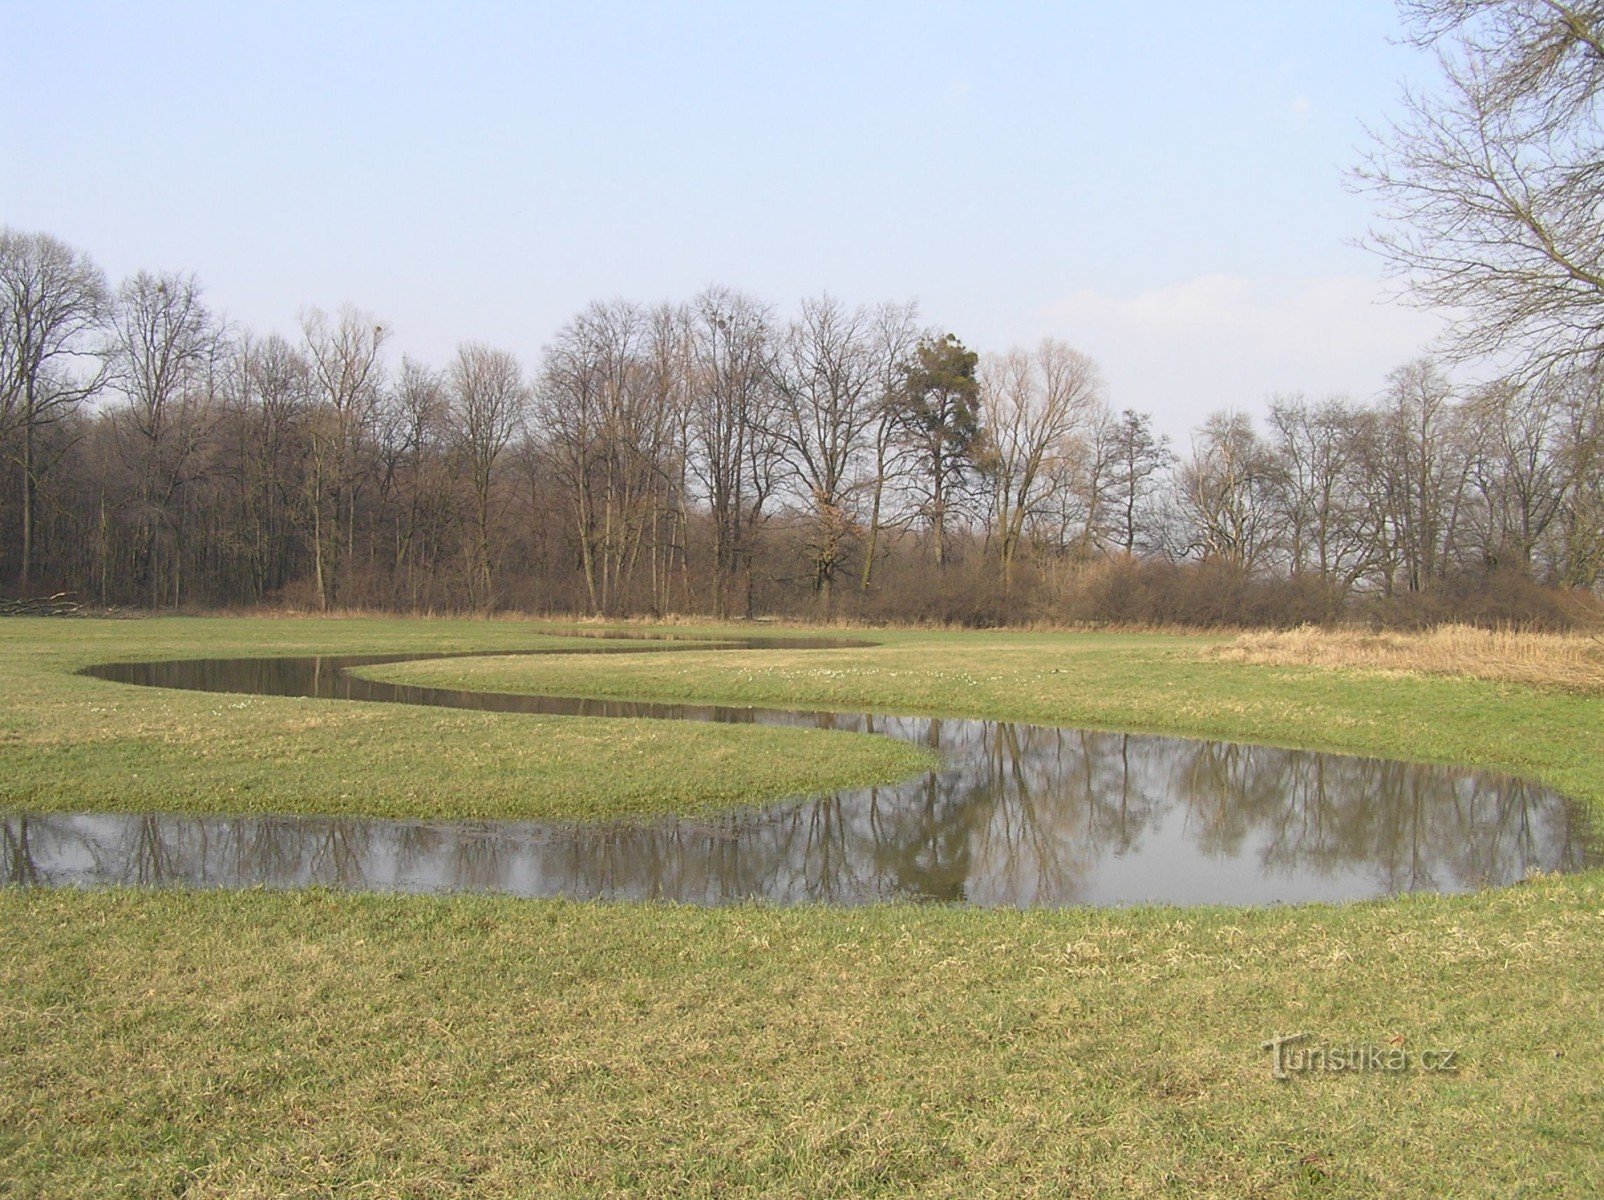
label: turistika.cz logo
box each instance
[1262,1032,1460,1080]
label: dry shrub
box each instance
[1364,569,1595,631]
[1210,624,1604,693]
[1045,557,1345,629]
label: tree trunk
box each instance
[19,419,34,592]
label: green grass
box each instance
[3,615,1603,1197]
[360,627,1604,812]
[4,883,1601,1197]
[0,617,932,821]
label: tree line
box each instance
[1,226,1600,627]
[9,2,1604,627]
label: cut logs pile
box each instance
[0,593,86,617]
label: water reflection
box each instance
[11,643,1601,908]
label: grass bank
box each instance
[0,617,930,821]
[4,615,1603,1196]
[361,625,1604,811]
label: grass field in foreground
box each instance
[3,615,1603,1197]
[4,882,1602,1197]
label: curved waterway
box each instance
[4,633,1598,907]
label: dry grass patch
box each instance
[1208,624,1604,694]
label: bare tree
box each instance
[687,288,779,618]
[978,339,1102,594]
[857,301,922,593]
[1462,374,1570,573]
[1177,411,1281,571]
[1265,395,1375,593]
[301,305,388,608]
[109,271,224,606]
[536,300,678,615]
[1025,402,1111,561]
[768,295,883,613]
[0,228,109,589]
[377,357,458,609]
[1549,365,1604,585]
[535,306,609,614]
[449,343,527,609]
[1371,359,1477,592]
[1103,409,1172,557]
[221,332,311,600]
[1358,1,1604,374]
[642,303,694,614]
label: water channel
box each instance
[4,635,1596,906]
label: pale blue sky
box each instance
[2,1,1446,435]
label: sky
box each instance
[2,0,1451,440]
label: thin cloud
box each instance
[1039,274,1449,435]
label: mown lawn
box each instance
[3,615,1602,1197]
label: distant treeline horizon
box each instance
[2,226,1601,628]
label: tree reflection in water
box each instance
[5,716,1596,906]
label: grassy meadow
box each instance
[3,614,1603,1197]
[0,618,930,820]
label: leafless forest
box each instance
[0,230,1600,626]
[8,5,1604,626]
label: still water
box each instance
[3,636,1596,907]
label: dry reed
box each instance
[1209,623,1604,693]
